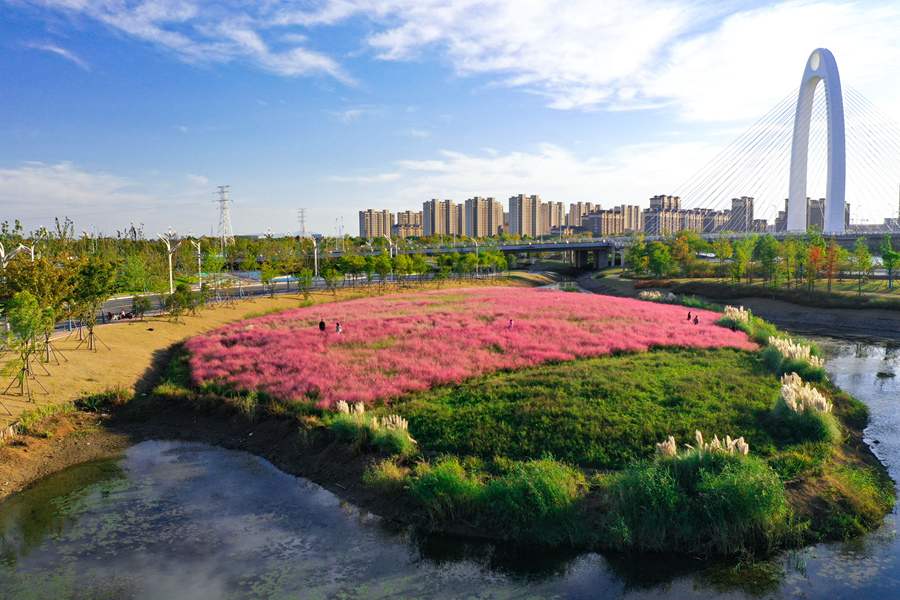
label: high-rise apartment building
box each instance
[724,197,754,232]
[508,194,542,237]
[392,210,423,237]
[568,202,597,227]
[359,209,394,238]
[464,196,504,237]
[423,199,458,237]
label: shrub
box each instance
[768,397,841,446]
[482,457,586,544]
[329,401,417,456]
[407,456,482,523]
[601,451,794,554]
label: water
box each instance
[1,337,900,599]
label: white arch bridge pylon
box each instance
[787,48,846,233]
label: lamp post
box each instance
[465,235,480,277]
[306,235,319,279]
[382,234,396,258]
[189,237,202,290]
[157,228,182,295]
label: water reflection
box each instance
[0,336,899,599]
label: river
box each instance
[0,335,898,599]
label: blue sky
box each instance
[3,0,900,237]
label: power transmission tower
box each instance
[213,186,235,254]
[298,208,308,237]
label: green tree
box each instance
[780,235,801,290]
[294,268,314,299]
[131,294,152,320]
[70,256,117,351]
[881,235,900,290]
[2,291,54,398]
[849,238,873,297]
[625,239,648,276]
[646,242,672,279]
[260,262,279,297]
[756,234,781,291]
[711,235,733,282]
[670,235,694,277]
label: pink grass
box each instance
[185,288,757,408]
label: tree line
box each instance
[624,230,900,296]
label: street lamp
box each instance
[189,236,202,290]
[464,235,480,277]
[382,234,396,258]
[157,228,182,295]
[306,235,319,279]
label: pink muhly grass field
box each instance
[185,287,756,408]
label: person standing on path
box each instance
[319,320,326,334]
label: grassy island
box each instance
[155,285,894,556]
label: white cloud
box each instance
[22,0,900,120]
[29,42,91,70]
[0,162,210,234]
[28,0,351,81]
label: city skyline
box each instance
[3,1,900,238]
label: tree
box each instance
[322,268,340,296]
[823,237,844,293]
[260,262,279,297]
[70,256,117,351]
[646,242,672,279]
[881,235,900,290]
[805,245,825,295]
[780,235,801,290]
[295,268,314,299]
[625,239,648,276]
[131,294,152,320]
[756,234,781,291]
[671,235,694,277]
[711,235,732,282]
[730,238,754,286]
[2,291,53,398]
[849,238,873,297]
[371,252,392,289]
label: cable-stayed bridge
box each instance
[674,48,900,236]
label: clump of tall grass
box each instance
[600,450,795,554]
[768,373,840,445]
[656,430,749,458]
[404,455,588,544]
[723,305,751,324]
[769,337,825,368]
[779,372,832,414]
[762,335,826,382]
[330,400,417,456]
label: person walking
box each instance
[319,319,326,334]
[336,322,343,334]
[693,316,699,325]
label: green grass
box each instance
[403,454,588,544]
[599,451,797,554]
[397,347,783,469]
